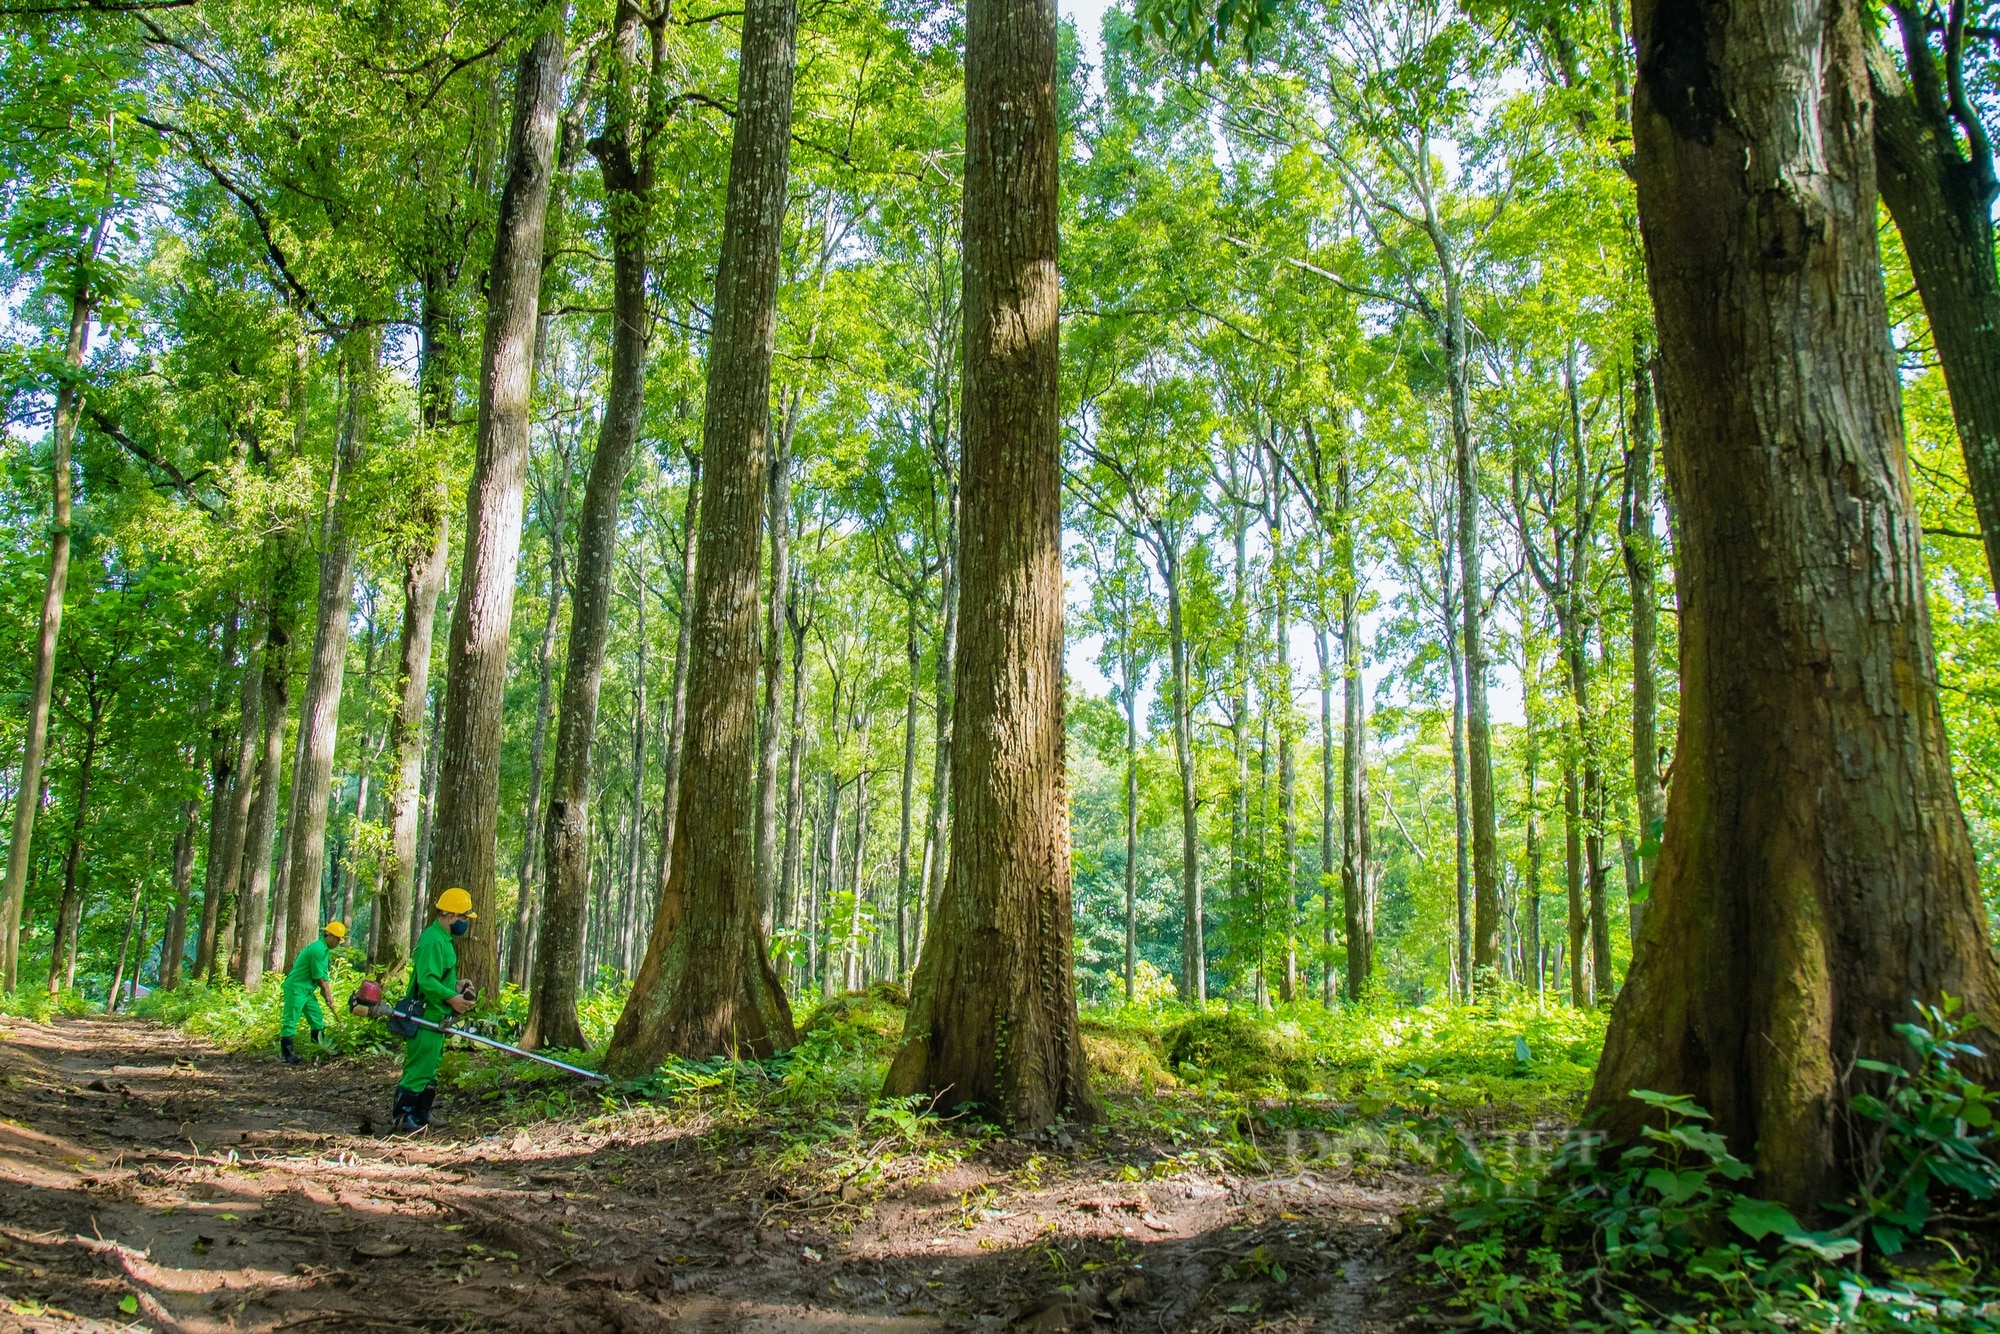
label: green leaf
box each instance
[1727,1197,1800,1241]
[1780,1229,1861,1261]
[1871,1223,1906,1256]
[118,1295,138,1315]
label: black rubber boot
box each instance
[281,1036,299,1065]
[413,1086,437,1129]
[309,1028,323,1047]
[390,1088,421,1133]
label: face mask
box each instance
[449,919,470,937]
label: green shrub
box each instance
[1165,1010,1313,1092]
[1424,1000,2000,1331]
[0,987,94,1021]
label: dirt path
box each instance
[0,1016,1423,1333]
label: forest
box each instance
[5,0,2000,1328]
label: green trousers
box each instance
[280,983,325,1039]
[399,1026,444,1093]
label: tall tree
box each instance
[882,0,1098,1126]
[426,19,568,998]
[604,0,801,1072]
[1590,0,2000,1211]
[281,328,377,966]
[527,0,660,1051]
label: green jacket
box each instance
[286,937,330,989]
[411,919,460,1008]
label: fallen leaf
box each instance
[1140,1214,1170,1232]
[352,1241,411,1259]
[118,1295,138,1315]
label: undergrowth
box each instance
[1423,998,2000,1332]
[0,987,95,1021]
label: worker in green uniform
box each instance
[392,887,477,1132]
[280,920,345,1065]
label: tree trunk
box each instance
[282,329,376,969]
[1340,572,1371,1002]
[754,436,792,932]
[780,588,810,948]
[1523,736,1543,996]
[605,0,800,1072]
[1622,341,1662,944]
[236,610,293,991]
[427,21,567,999]
[1589,0,2000,1212]
[2,237,96,994]
[186,606,240,988]
[528,3,655,1049]
[1868,11,2000,601]
[1449,274,1499,984]
[160,798,200,991]
[46,695,102,995]
[896,606,919,978]
[205,638,262,981]
[1447,593,1471,1001]
[1164,552,1203,1003]
[508,486,565,986]
[651,453,701,908]
[883,0,1098,1126]
[1123,658,1138,1002]
[380,514,446,971]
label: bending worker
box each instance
[393,887,477,1133]
[280,920,344,1065]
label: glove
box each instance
[458,980,479,1002]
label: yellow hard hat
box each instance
[322,921,347,940]
[435,887,476,917]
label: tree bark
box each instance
[1123,656,1138,1002]
[427,20,567,999]
[779,584,810,953]
[882,0,1098,1127]
[528,2,656,1050]
[605,0,800,1072]
[507,485,565,986]
[282,329,376,968]
[896,606,920,977]
[2,236,97,994]
[1589,0,2000,1213]
[107,882,142,1013]
[1868,9,2000,601]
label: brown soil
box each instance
[0,1016,1428,1332]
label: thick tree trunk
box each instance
[780,591,809,943]
[919,534,958,954]
[528,4,654,1049]
[1563,749,1584,1005]
[427,22,567,999]
[883,0,1098,1126]
[1590,0,2000,1213]
[236,611,293,991]
[2,248,94,994]
[1868,13,2000,600]
[1446,608,1470,1001]
[605,0,800,1072]
[282,330,376,968]
[508,502,565,986]
[1622,343,1662,944]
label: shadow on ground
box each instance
[0,1016,1422,1332]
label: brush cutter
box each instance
[396,1011,608,1081]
